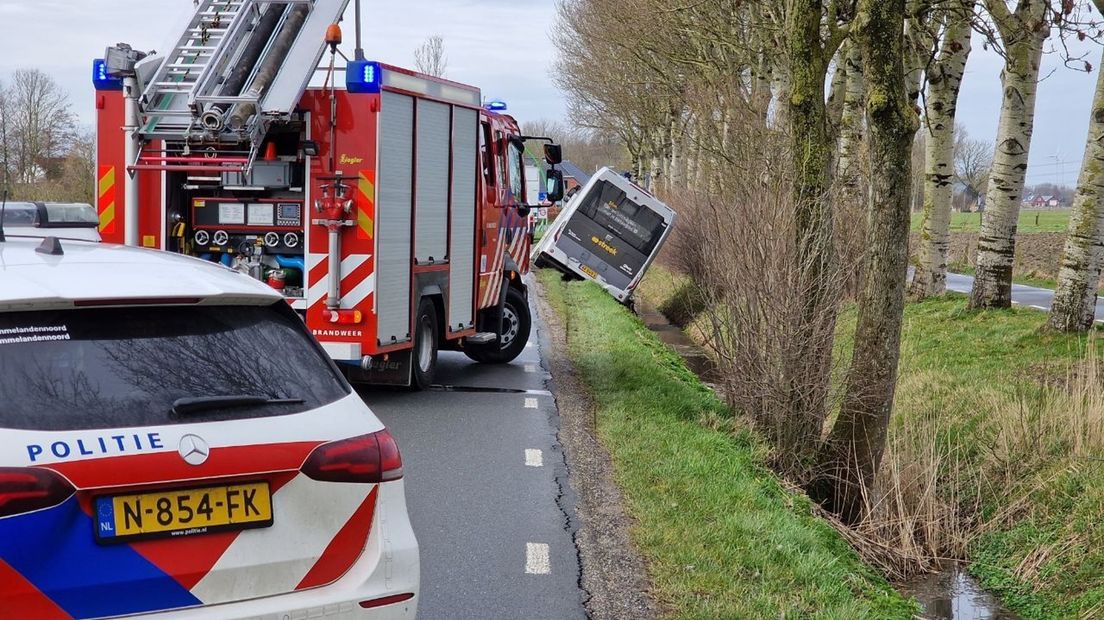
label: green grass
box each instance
[634,261,1104,618]
[835,296,1104,619]
[910,209,1071,234]
[539,270,917,619]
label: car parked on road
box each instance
[0,235,418,619]
[1,201,102,242]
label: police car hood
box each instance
[0,238,280,311]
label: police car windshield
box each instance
[0,303,349,431]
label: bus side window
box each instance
[481,122,495,186]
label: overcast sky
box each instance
[0,1,1099,187]
[0,0,566,135]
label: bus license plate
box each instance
[94,482,273,544]
[579,264,598,279]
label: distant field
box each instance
[910,209,1071,234]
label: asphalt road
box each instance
[358,300,587,620]
[945,272,1104,321]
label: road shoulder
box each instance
[534,278,661,620]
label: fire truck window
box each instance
[508,141,525,204]
[495,131,507,194]
[481,122,494,185]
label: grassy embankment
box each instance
[538,270,917,619]
[637,263,1104,619]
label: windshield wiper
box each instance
[171,395,305,416]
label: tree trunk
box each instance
[827,50,848,133]
[772,66,793,128]
[785,0,839,474]
[813,0,918,525]
[911,1,974,298]
[836,41,866,185]
[970,2,1047,309]
[1049,48,1104,332]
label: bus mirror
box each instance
[544,144,563,165]
[546,170,565,203]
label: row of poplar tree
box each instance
[552,0,1104,523]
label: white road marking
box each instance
[524,364,538,373]
[1012,301,1021,305]
[525,397,539,409]
[526,543,551,574]
[525,342,536,348]
[525,449,543,467]
[1030,305,1047,310]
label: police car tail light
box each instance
[300,430,403,484]
[0,468,75,518]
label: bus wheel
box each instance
[465,287,531,364]
[412,298,439,389]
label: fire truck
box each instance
[93,0,564,388]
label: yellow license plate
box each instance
[94,482,273,544]
[579,264,598,279]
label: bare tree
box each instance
[414,35,448,78]
[814,0,919,525]
[3,69,75,187]
[954,128,993,210]
[970,0,1050,309]
[835,39,866,187]
[911,0,976,298]
[785,0,852,471]
[1049,25,1104,332]
[50,130,96,204]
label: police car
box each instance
[0,234,419,619]
[2,201,103,242]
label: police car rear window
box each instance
[0,303,349,431]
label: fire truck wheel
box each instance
[412,298,439,389]
[465,287,531,364]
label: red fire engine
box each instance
[93,0,564,387]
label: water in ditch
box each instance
[902,566,1017,620]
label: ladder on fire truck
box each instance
[130,0,350,173]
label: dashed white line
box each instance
[525,449,543,467]
[524,397,539,409]
[525,543,550,574]
[524,364,537,373]
[1030,305,1047,310]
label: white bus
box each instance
[534,167,676,304]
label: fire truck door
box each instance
[449,107,479,332]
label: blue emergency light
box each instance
[347,60,382,94]
[92,59,124,91]
[485,100,508,112]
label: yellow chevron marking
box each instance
[99,202,115,229]
[99,167,115,198]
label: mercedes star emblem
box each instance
[178,434,210,466]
